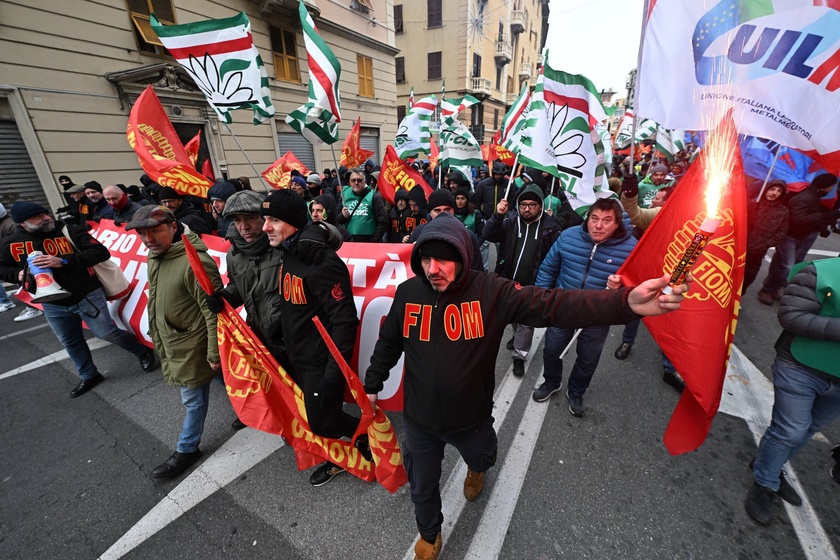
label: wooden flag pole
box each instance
[223,123,271,192]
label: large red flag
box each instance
[126,86,214,198]
[378,145,434,205]
[181,236,407,492]
[618,114,747,455]
[261,152,311,189]
[340,117,375,168]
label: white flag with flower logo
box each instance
[150,12,274,125]
[519,62,612,215]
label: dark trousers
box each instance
[299,368,359,441]
[542,325,611,397]
[403,417,498,542]
[743,248,766,292]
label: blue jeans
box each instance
[761,232,819,294]
[177,375,223,453]
[0,282,10,305]
[753,354,840,490]
[42,288,148,381]
[542,325,611,397]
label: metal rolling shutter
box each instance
[277,132,316,172]
[0,120,49,209]
[359,127,379,164]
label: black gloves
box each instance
[621,174,639,199]
[297,222,343,266]
[205,290,229,313]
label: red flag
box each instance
[126,85,213,197]
[261,152,310,189]
[184,130,201,166]
[340,117,374,168]
[617,114,747,455]
[490,130,516,166]
[201,158,215,182]
[181,236,407,492]
[429,137,440,172]
[378,145,433,205]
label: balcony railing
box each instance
[518,62,532,79]
[510,10,525,34]
[470,77,492,97]
[469,124,486,143]
[505,92,519,106]
[495,35,512,65]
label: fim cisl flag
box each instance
[151,12,274,125]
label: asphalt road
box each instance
[1,235,838,560]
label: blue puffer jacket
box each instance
[535,215,636,290]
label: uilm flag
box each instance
[340,117,374,168]
[150,12,274,124]
[127,85,214,197]
[261,152,310,189]
[181,236,407,492]
[378,145,433,205]
[617,114,747,455]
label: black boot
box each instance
[151,449,203,479]
[745,482,774,525]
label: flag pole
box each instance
[755,147,781,202]
[629,0,651,179]
[502,151,520,201]
[223,123,272,192]
[438,80,445,190]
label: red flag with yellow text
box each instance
[617,114,747,455]
[261,152,311,189]
[127,85,214,198]
[181,236,407,492]
[490,130,516,166]
[340,117,374,168]
[378,145,434,205]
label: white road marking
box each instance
[399,328,546,560]
[0,338,109,380]
[98,429,284,560]
[0,322,48,342]
[724,347,838,560]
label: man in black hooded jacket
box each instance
[362,212,691,560]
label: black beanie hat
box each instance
[812,173,838,190]
[419,239,462,263]
[11,201,50,223]
[428,188,456,211]
[158,186,181,201]
[83,180,103,193]
[261,189,308,229]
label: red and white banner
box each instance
[17,220,413,411]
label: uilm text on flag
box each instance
[150,12,274,125]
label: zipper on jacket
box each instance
[580,243,599,288]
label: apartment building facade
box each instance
[0,0,398,209]
[392,0,547,147]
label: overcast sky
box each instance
[544,0,643,102]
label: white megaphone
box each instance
[27,251,72,303]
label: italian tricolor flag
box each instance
[499,82,530,154]
[150,12,274,125]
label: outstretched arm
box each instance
[627,273,692,316]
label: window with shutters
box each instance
[352,0,373,15]
[125,0,176,56]
[357,55,375,98]
[270,27,300,83]
[396,57,406,84]
[428,51,442,80]
[428,0,442,28]
[394,4,404,33]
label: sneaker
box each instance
[532,381,561,402]
[512,358,525,378]
[567,389,585,417]
[413,533,441,560]
[663,370,686,393]
[138,349,159,372]
[0,301,16,312]
[309,461,345,487]
[757,291,775,305]
[463,469,485,501]
[614,342,632,360]
[745,482,775,525]
[505,337,515,351]
[748,459,802,506]
[14,306,43,322]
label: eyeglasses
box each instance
[518,202,540,209]
[349,178,365,183]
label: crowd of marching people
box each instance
[2,149,840,560]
